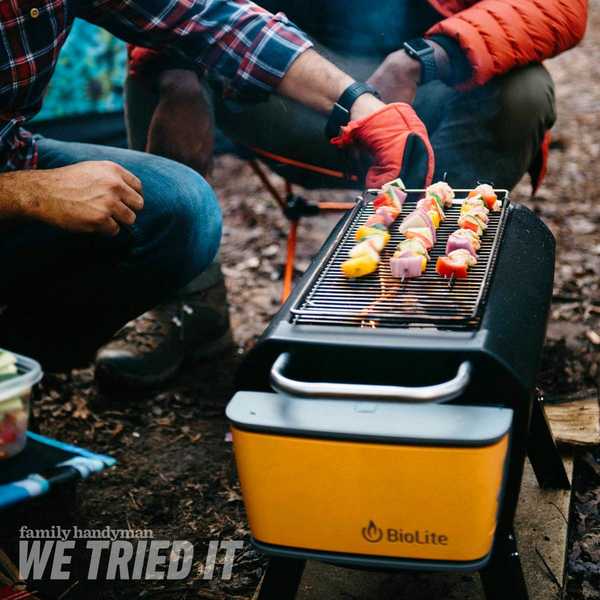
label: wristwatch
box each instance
[325,82,380,140]
[403,38,437,84]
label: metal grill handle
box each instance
[270,353,472,403]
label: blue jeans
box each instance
[0,138,222,369]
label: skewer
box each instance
[342,181,406,279]
[448,273,456,289]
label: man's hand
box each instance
[331,103,435,189]
[368,41,451,104]
[367,50,421,104]
[21,161,144,236]
[147,69,214,176]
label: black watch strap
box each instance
[403,38,437,84]
[325,82,380,140]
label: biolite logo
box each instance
[360,522,450,546]
[361,521,383,543]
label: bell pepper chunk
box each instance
[436,256,469,279]
[373,190,402,211]
[355,226,391,245]
[341,254,379,278]
[458,215,483,236]
[469,185,499,211]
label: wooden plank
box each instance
[545,396,600,446]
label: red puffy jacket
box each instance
[426,0,587,88]
[128,0,588,89]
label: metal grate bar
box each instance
[290,189,510,330]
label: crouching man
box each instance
[0,0,437,372]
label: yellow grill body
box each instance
[227,391,512,564]
[232,428,509,562]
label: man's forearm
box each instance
[0,171,41,220]
[117,3,384,121]
[277,49,385,121]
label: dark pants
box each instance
[126,47,556,191]
[0,138,222,370]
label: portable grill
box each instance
[226,189,570,600]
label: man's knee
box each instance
[492,64,556,150]
[167,165,222,281]
[134,157,222,288]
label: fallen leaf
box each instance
[72,396,90,420]
[586,330,600,345]
[109,423,124,437]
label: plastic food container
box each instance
[0,350,43,460]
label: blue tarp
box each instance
[0,432,116,510]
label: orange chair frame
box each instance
[247,149,358,303]
[248,159,356,303]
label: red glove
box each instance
[331,103,435,189]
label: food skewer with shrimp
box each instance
[340,178,406,278]
[435,184,500,279]
[389,181,454,279]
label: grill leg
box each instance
[527,392,571,490]
[480,530,528,600]
[255,557,305,600]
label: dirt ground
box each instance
[11,3,600,599]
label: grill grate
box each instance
[290,189,510,330]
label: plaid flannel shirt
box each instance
[0,0,312,172]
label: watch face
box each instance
[406,38,430,55]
